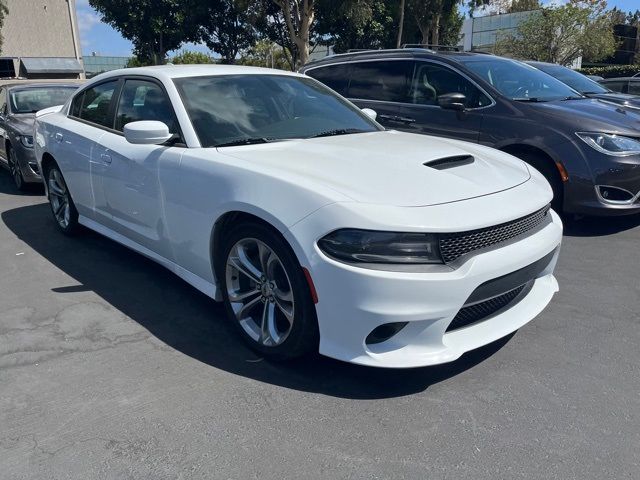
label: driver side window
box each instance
[411,62,491,109]
[115,79,179,134]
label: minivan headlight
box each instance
[318,229,443,264]
[20,135,34,148]
[576,132,640,156]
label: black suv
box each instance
[300,50,640,216]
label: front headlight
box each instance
[19,135,34,148]
[576,132,640,156]
[318,229,443,264]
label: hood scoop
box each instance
[425,155,475,170]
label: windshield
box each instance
[10,86,77,114]
[174,74,380,147]
[458,58,581,102]
[534,64,609,94]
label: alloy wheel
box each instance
[48,169,71,229]
[8,150,23,190]
[225,238,295,347]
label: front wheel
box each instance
[218,222,319,360]
[46,164,80,235]
[8,147,26,191]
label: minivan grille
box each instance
[446,283,529,332]
[439,205,550,264]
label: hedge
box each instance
[577,64,640,78]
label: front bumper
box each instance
[294,208,562,368]
[13,141,41,183]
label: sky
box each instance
[75,0,640,57]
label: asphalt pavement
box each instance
[1,172,639,479]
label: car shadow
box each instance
[2,203,515,399]
[562,213,640,237]
[0,170,45,196]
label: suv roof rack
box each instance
[402,44,461,52]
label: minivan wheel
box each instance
[218,222,319,360]
[46,164,80,235]
[517,152,564,213]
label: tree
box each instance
[170,50,215,64]
[397,0,406,48]
[89,0,196,65]
[508,0,541,13]
[408,0,459,46]
[0,0,8,54]
[494,0,616,66]
[269,0,315,67]
[238,39,291,69]
[188,0,256,64]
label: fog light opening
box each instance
[597,185,635,204]
[365,322,409,345]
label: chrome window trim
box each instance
[305,57,497,111]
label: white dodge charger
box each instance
[34,65,562,368]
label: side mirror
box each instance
[362,108,377,121]
[124,120,172,145]
[438,93,466,111]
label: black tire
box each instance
[217,221,319,360]
[44,162,80,235]
[517,151,564,213]
[7,146,27,192]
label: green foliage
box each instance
[237,39,291,69]
[494,0,616,66]
[508,0,541,13]
[0,0,8,54]
[578,64,640,78]
[126,56,155,68]
[89,0,198,65]
[170,50,215,64]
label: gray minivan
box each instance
[301,50,640,216]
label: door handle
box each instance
[54,132,64,143]
[100,153,112,165]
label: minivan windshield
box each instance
[532,63,609,95]
[458,58,582,102]
[174,74,380,147]
[10,86,77,114]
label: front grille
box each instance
[439,205,550,264]
[446,283,529,332]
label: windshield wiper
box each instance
[215,137,274,147]
[561,96,586,101]
[512,97,543,102]
[309,128,367,138]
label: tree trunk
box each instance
[396,0,406,48]
[431,14,440,47]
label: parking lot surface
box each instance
[1,173,639,480]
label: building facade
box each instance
[1,0,83,79]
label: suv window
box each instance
[74,80,118,128]
[411,62,491,108]
[307,64,350,96]
[628,81,640,96]
[348,61,414,103]
[115,79,179,133]
[600,80,627,93]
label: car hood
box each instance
[218,130,531,207]
[586,92,640,111]
[530,98,640,133]
[8,113,36,134]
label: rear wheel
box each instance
[218,222,319,360]
[8,147,26,191]
[46,163,80,235]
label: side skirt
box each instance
[78,215,220,301]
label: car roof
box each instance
[600,77,639,82]
[0,79,84,89]
[301,48,509,70]
[89,64,304,85]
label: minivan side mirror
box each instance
[124,120,173,145]
[438,93,466,111]
[361,108,377,121]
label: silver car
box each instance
[0,81,81,190]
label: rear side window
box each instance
[348,61,414,103]
[73,80,118,128]
[115,79,179,133]
[628,81,640,96]
[306,64,351,95]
